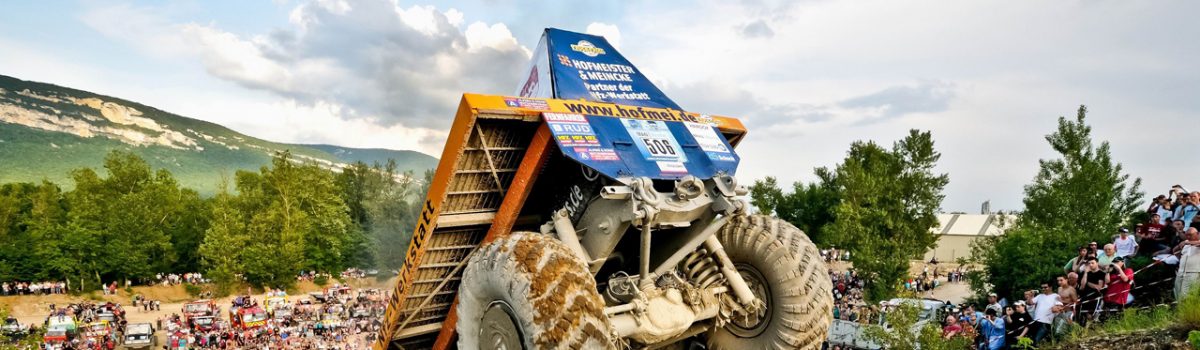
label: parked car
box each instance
[2,316,30,338]
[122,323,155,350]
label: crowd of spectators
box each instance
[821,248,850,262]
[155,273,206,286]
[1,281,67,295]
[157,287,387,350]
[830,270,877,324]
[936,185,1200,349]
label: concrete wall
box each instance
[923,235,981,262]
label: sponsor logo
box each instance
[544,113,588,122]
[557,54,573,67]
[504,98,550,111]
[570,40,606,57]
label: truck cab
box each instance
[232,306,268,330]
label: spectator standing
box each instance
[1029,283,1062,344]
[1097,244,1117,268]
[1138,215,1169,255]
[1063,247,1089,273]
[985,293,1003,315]
[1175,191,1199,228]
[1150,194,1174,224]
[1056,275,1078,327]
[1114,228,1137,258]
[1105,257,1134,313]
[980,309,1006,350]
[1078,258,1106,326]
[1005,302,1032,347]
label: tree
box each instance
[0,181,69,282]
[64,151,204,284]
[971,105,1143,299]
[822,130,949,301]
[201,151,354,288]
[863,301,972,350]
[199,181,248,291]
[749,173,840,245]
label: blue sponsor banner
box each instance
[545,113,739,181]
[544,28,683,110]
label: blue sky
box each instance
[2,0,1197,212]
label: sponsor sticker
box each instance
[545,113,600,148]
[684,122,730,154]
[504,97,550,111]
[657,161,687,173]
[579,148,620,161]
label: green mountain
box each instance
[0,74,438,194]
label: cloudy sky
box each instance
[2,0,1196,212]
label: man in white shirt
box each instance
[1114,228,1138,257]
[1029,283,1062,345]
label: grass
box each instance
[1180,286,1200,329]
[1051,286,1200,348]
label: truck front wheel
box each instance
[708,215,833,350]
[457,232,613,350]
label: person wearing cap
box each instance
[1005,302,1031,347]
[1114,227,1138,258]
[1104,257,1135,313]
[986,293,1003,315]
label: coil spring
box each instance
[681,248,724,289]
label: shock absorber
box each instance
[681,248,724,289]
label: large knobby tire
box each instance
[457,232,613,350]
[708,215,833,350]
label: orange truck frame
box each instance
[373,94,746,350]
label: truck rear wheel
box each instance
[708,215,832,350]
[457,232,613,350]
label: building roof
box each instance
[931,213,1004,236]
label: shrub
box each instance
[1127,256,1175,306]
[1180,285,1200,330]
[1189,330,1200,349]
[184,284,203,297]
[313,275,329,287]
[1013,337,1035,350]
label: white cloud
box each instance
[41,0,1200,213]
[464,22,521,53]
[585,22,621,48]
[79,0,532,152]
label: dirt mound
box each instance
[1051,327,1192,350]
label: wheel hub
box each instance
[728,263,771,338]
[480,301,524,350]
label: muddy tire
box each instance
[708,215,833,350]
[457,232,613,350]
